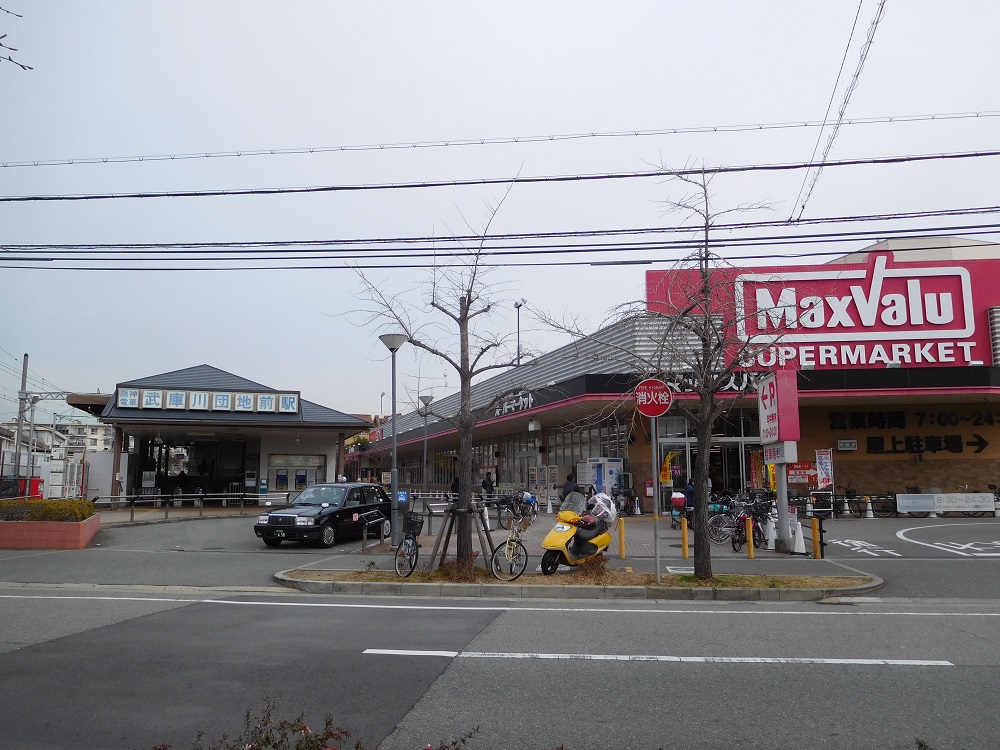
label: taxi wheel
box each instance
[263,538,281,547]
[318,523,337,548]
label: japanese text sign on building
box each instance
[757,370,800,444]
[633,378,673,418]
[117,388,299,414]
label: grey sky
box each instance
[2,1,997,424]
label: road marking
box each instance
[897,523,1000,557]
[2,593,1000,617]
[363,648,952,666]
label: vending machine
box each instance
[575,457,624,495]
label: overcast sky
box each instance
[2,1,998,425]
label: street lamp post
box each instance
[419,394,433,499]
[379,333,407,545]
[514,300,524,366]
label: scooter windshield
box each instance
[559,491,588,515]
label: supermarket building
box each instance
[362,238,1000,509]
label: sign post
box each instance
[633,378,673,583]
[758,371,800,553]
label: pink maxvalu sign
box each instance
[646,251,1000,371]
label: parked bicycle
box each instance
[490,514,530,581]
[611,485,639,516]
[393,511,424,577]
[729,500,768,552]
[497,491,539,530]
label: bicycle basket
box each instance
[403,512,424,536]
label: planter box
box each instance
[0,514,101,550]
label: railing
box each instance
[93,492,291,522]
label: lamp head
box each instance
[419,394,434,406]
[379,333,408,352]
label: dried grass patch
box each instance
[282,566,870,589]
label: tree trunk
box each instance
[692,394,715,580]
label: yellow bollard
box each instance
[746,517,754,559]
[618,517,626,559]
[811,517,821,559]
[681,516,689,559]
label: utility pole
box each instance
[12,354,27,479]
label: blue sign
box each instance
[397,490,409,505]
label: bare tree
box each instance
[539,171,788,579]
[354,194,535,571]
[1,6,31,70]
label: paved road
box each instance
[1,514,998,749]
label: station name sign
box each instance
[116,388,300,414]
[646,251,1000,370]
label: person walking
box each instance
[481,472,494,499]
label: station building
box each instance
[364,238,1000,508]
[75,365,370,501]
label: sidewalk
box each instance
[278,512,883,601]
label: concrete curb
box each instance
[273,569,884,601]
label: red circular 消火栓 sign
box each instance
[633,378,673,417]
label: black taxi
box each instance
[254,482,391,548]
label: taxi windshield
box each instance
[293,486,346,507]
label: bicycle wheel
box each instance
[873,498,895,518]
[848,499,863,518]
[731,525,745,552]
[752,523,766,549]
[625,499,638,516]
[708,513,735,544]
[490,540,528,581]
[394,538,418,577]
[498,506,514,530]
[963,510,988,517]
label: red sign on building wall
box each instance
[646,251,1000,371]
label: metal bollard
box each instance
[681,517,689,560]
[746,517,754,559]
[618,517,626,559]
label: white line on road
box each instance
[896,522,1000,557]
[2,593,1000,617]
[363,648,953,666]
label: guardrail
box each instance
[93,492,291,522]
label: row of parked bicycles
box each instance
[393,490,545,580]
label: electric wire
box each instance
[2,148,998,203]
[2,110,997,169]
[788,0,865,218]
[795,0,888,219]
[5,204,999,252]
[2,236,994,273]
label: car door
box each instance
[360,485,389,534]
[341,488,365,537]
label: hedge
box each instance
[0,498,96,522]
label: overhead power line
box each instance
[4,204,998,252]
[2,227,995,272]
[795,0,888,219]
[2,109,997,169]
[2,149,999,203]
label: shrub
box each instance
[142,694,480,750]
[0,498,95,522]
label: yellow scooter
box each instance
[540,491,615,575]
